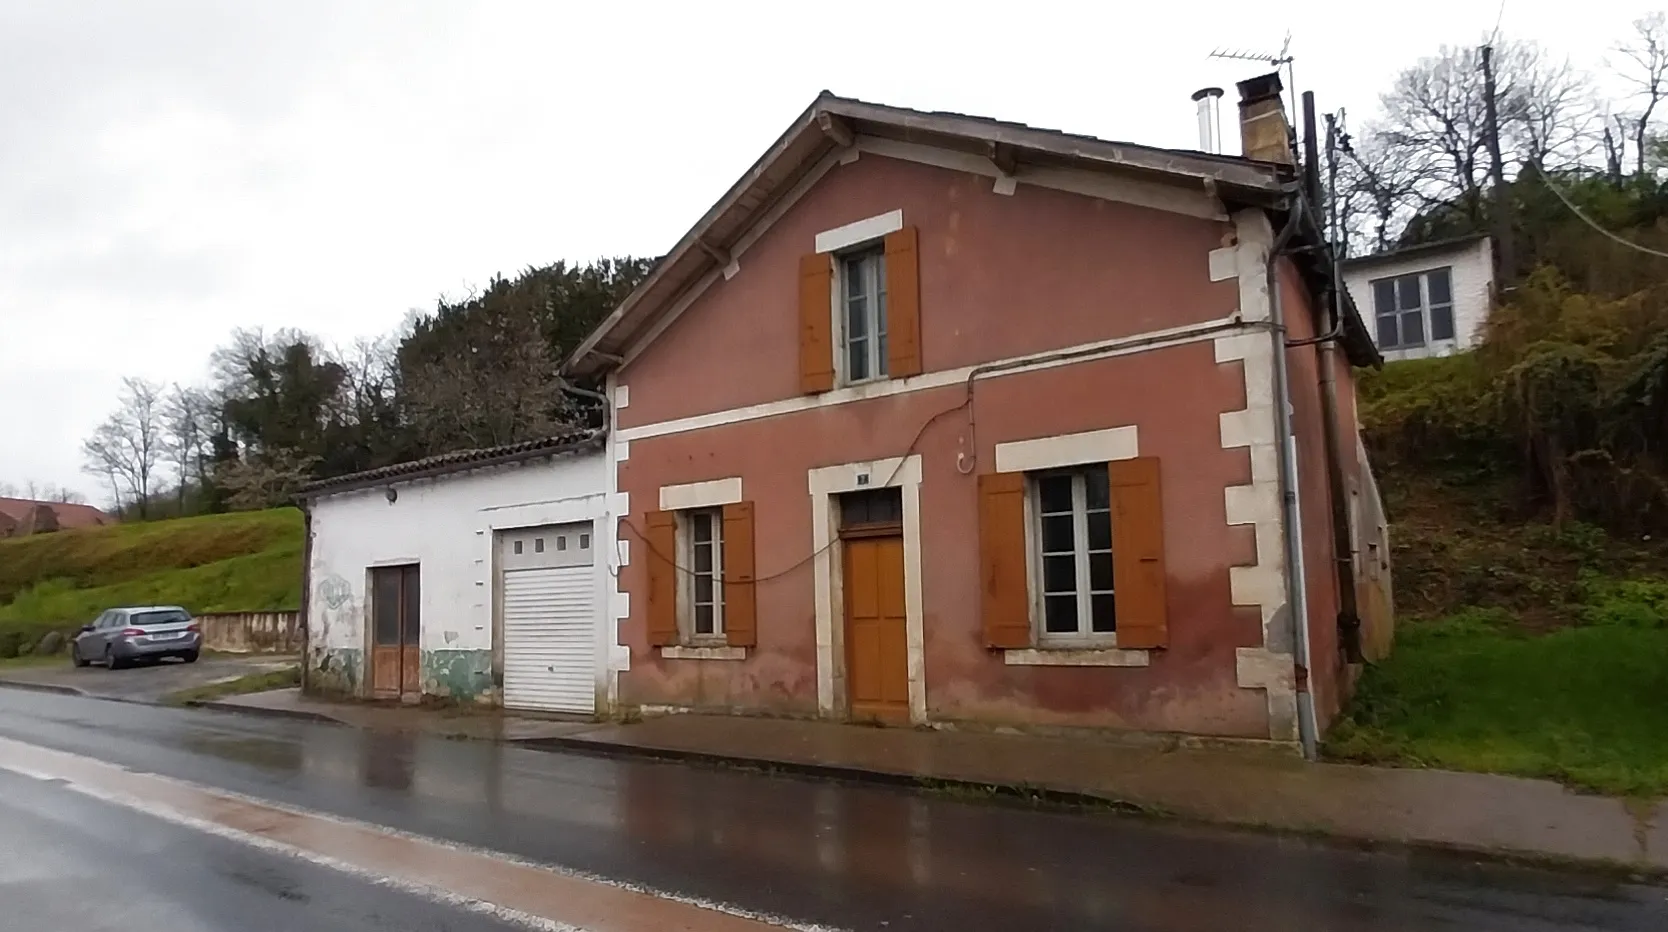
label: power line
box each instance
[1530,163,1668,260]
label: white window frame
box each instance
[836,245,888,386]
[678,508,725,642]
[1027,467,1116,647]
[1371,267,1454,350]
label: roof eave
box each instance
[298,434,605,502]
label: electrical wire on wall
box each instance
[615,393,973,584]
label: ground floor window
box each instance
[1032,468,1115,640]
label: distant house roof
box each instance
[298,429,604,499]
[0,498,114,532]
[564,90,1387,374]
[1342,234,1492,270]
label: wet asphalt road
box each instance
[0,688,1665,932]
[0,766,518,932]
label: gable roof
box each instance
[563,92,1315,376]
[0,498,113,531]
[298,428,603,499]
[566,91,1379,374]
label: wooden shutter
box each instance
[644,510,678,647]
[885,226,922,378]
[1109,457,1169,649]
[979,472,1031,649]
[722,501,757,647]
[799,253,835,394]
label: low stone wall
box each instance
[196,611,299,653]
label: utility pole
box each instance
[1481,45,1515,286]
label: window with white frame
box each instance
[1032,468,1116,640]
[840,247,888,383]
[681,509,725,638]
[1372,267,1454,349]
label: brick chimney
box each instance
[1235,71,1293,165]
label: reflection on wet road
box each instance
[0,766,522,932]
[0,688,1664,931]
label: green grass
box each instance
[1327,609,1668,796]
[163,666,301,706]
[0,509,303,654]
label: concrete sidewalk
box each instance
[201,690,1668,875]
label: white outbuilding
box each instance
[299,431,615,715]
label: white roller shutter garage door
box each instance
[499,523,596,714]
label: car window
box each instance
[131,610,190,627]
[92,612,111,629]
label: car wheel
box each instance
[106,648,125,671]
[181,651,199,664]
[71,644,88,668]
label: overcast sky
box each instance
[2,0,1659,501]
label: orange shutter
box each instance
[979,472,1031,649]
[885,226,922,378]
[799,253,835,394]
[1109,457,1169,649]
[722,501,757,648]
[644,510,678,647]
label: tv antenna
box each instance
[1209,33,1297,120]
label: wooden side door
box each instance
[370,565,420,700]
[844,535,909,723]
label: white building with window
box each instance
[1341,235,1495,362]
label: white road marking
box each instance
[0,736,847,932]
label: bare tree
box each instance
[214,447,319,511]
[81,377,165,519]
[1356,36,1598,248]
[161,384,212,511]
[1612,12,1668,176]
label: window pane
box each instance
[694,542,712,572]
[534,538,544,553]
[848,336,869,381]
[1426,267,1452,305]
[401,566,421,641]
[692,513,712,543]
[1084,470,1109,510]
[1089,551,1114,592]
[513,540,523,555]
[373,569,401,645]
[1087,511,1112,551]
[1042,555,1077,593]
[1090,594,1117,632]
[557,536,567,551]
[1430,304,1455,341]
[1371,279,1396,314]
[1041,514,1075,553]
[877,330,888,378]
[1396,276,1421,310]
[1376,313,1399,348]
[1044,595,1079,633]
[846,293,868,338]
[876,258,888,378]
[694,574,713,604]
[845,256,865,298]
[579,533,590,549]
[695,604,714,635]
[1038,475,1073,513]
[1401,311,1425,345]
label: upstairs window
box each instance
[1372,267,1454,349]
[841,248,888,383]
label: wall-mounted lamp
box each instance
[385,487,398,504]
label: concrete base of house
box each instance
[303,647,496,705]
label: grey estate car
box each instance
[70,606,202,669]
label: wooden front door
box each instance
[371,564,421,700]
[843,533,909,723]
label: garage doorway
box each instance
[498,523,596,714]
[370,564,420,701]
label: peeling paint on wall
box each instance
[422,649,494,704]
[307,647,362,698]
